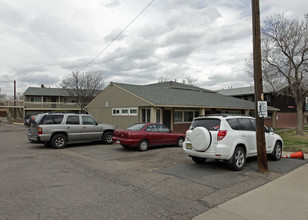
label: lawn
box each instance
[275,127,308,153]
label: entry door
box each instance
[163,110,171,129]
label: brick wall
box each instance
[173,123,190,134]
[276,112,298,128]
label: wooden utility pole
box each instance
[13,80,17,119]
[251,0,268,173]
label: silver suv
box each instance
[183,115,283,170]
[27,113,116,148]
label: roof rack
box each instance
[198,114,248,117]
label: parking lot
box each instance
[1,121,307,219]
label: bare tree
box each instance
[158,76,198,86]
[257,14,308,135]
[60,71,104,113]
[183,76,198,86]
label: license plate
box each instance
[116,140,120,144]
[186,143,192,149]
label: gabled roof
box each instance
[23,87,71,96]
[112,81,278,111]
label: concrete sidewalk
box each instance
[194,154,308,220]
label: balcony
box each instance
[0,100,24,108]
[24,102,80,110]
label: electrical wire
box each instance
[78,0,155,72]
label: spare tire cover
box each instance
[190,127,212,151]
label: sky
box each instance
[0,0,307,96]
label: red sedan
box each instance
[112,123,185,151]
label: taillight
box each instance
[38,127,43,135]
[217,130,227,141]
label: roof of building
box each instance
[217,85,288,96]
[112,81,278,111]
[23,87,70,96]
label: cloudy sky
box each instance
[0,0,307,95]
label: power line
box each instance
[79,0,155,72]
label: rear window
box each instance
[32,114,44,125]
[126,123,146,131]
[41,115,64,125]
[190,118,221,131]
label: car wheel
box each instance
[230,147,246,171]
[102,131,113,144]
[138,140,149,151]
[270,141,282,161]
[191,156,207,164]
[51,134,67,149]
[176,137,185,147]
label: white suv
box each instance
[183,115,283,171]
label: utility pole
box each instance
[251,0,268,173]
[13,80,17,119]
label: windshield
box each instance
[126,123,146,131]
[190,118,221,131]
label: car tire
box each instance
[51,134,67,149]
[102,131,113,144]
[176,137,185,147]
[138,139,149,151]
[190,127,212,151]
[270,141,282,161]
[191,156,207,164]
[230,147,246,171]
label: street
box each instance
[0,121,306,220]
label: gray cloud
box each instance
[0,0,306,95]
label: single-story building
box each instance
[86,81,279,133]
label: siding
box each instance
[87,83,151,128]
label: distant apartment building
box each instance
[23,87,81,117]
[218,86,308,128]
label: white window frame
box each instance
[112,108,121,115]
[121,109,129,115]
[112,108,138,116]
[129,108,138,116]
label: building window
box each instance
[129,109,137,115]
[174,111,183,123]
[30,97,42,102]
[121,109,129,115]
[184,111,194,122]
[174,110,200,123]
[112,109,120,115]
[113,108,138,116]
